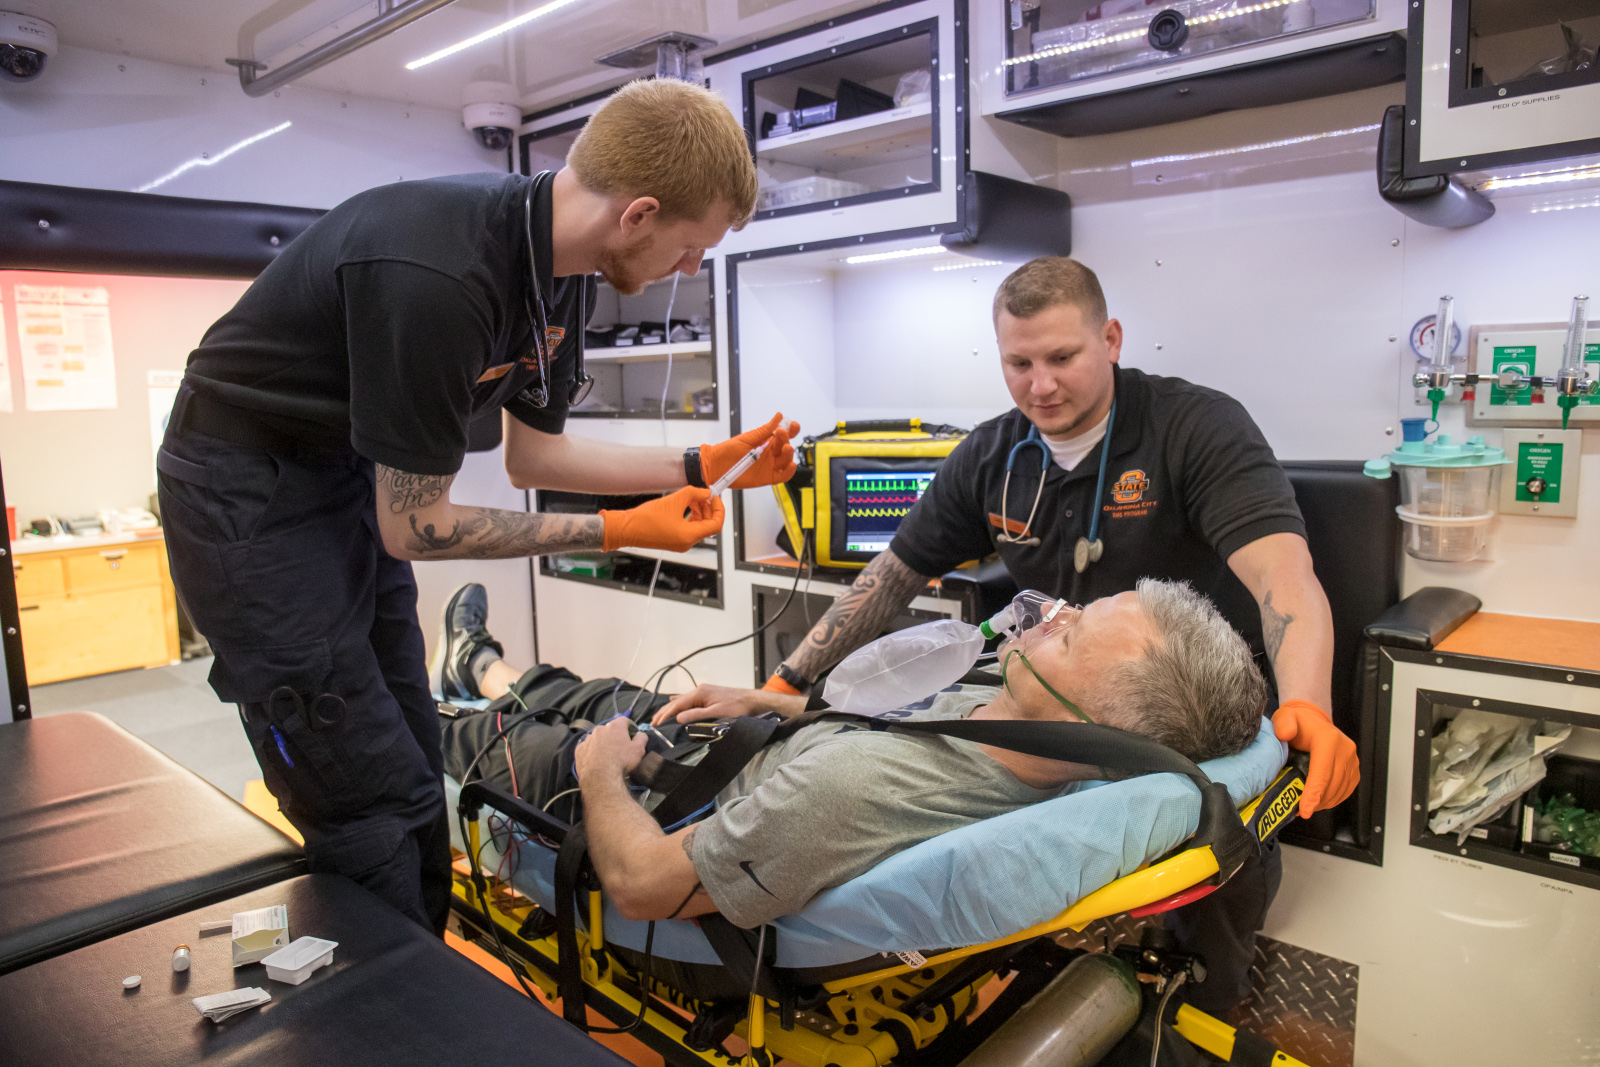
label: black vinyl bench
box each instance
[0,873,634,1067]
[0,711,306,974]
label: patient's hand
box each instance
[654,684,806,726]
[575,716,648,781]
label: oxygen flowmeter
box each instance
[1412,295,1600,427]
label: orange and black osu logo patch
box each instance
[1111,469,1150,504]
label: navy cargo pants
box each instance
[156,400,451,935]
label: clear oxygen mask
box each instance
[980,589,1074,642]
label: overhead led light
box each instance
[932,259,1002,271]
[1480,164,1600,192]
[844,245,946,265]
[1532,197,1600,214]
[135,122,292,193]
[405,0,582,70]
[1004,0,1303,67]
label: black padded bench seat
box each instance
[0,873,633,1067]
[0,711,305,974]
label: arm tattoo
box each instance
[787,549,931,680]
[376,467,447,513]
[1261,589,1296,668]
[681,827,696,859]
[376,464,603,560]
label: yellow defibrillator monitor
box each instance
[773,419,966,569]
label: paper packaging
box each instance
[260,936,338,986]
[231,905,289,967]
[193,987,270,1022]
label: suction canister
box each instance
[958,952,1142,1067]
[1365,434,1509,562]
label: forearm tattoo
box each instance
[1261,589,1296,669]
[787,549,931,680]
[376,464,603,559]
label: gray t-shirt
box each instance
[687,686,1055,929]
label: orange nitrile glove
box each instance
[600,487,724,553]
[1272,699,1360,819]
[701,412,800,489]
[762,675,801,696]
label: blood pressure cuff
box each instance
[0,712,305,974]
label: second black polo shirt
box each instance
[889,366,1305,655]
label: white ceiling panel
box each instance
[18,0,883,111]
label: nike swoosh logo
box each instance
[739,860,776,897]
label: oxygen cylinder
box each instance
[958,953,1141,1067]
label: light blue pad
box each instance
[458,718,1286,970]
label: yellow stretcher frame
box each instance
[452,763,1311,1067]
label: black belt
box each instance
[175,386,349,455]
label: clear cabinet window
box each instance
[1450,0,1600,107]
[747,26,937,216]
[1004,0,1376,96]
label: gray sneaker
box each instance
[429,583,503,700]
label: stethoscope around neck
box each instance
[521,171,594,409]
[996,399,1117,575]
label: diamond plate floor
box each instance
[1056,921,1358,1067]
[1223,937,1357,1067]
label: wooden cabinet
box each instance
[14,535,180,685]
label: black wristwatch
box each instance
[773,662,811,693]
[683,447,706,489]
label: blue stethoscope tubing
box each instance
[996,400,1117,572]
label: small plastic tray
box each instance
[260,935,338,985]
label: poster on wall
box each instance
[148,369,184,482]
[0,302,13,413]
[16,284,118,411]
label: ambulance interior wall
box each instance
[537,78,1600,697]
[0,42,537,672]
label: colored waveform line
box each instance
[845,494,920,504]
[847,507,914,518]
[847,479,928,490]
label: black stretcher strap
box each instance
[767,711,1258,884]
[647,715,778,831]
[555,825,592,1028]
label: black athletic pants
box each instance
[439,666,676,823]
[157,407,451,935]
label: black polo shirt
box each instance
[890,366,1305,655]
[183,171,595,475]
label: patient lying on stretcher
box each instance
[436,578,1265,930]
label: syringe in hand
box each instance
[684,439,770,517]
[708,439,770,496]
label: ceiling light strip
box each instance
[844,245,947,264]
[1003,0,1303,67]
[406,0,584,70]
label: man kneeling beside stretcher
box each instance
[436,578,1266,929]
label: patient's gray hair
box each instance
[1100,579,1266,762]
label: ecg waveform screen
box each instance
[844,471,936,553]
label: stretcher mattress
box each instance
[0,874,634,1067]
[0,712,306,974]
[450,717,1287,969]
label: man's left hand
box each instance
[701,412,800,489]
[575,716,647,782]
[1272,700,1359,819]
